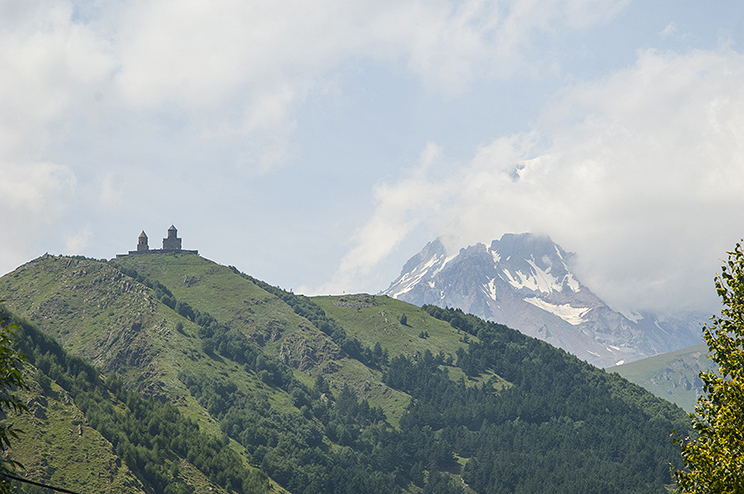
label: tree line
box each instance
[2,308,270,494]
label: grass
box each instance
[5,371,148,494]
[112,256,433,425]
[0,253,516,494]
[613,342,713,412]
[314,294,511,390]
[0,254,291,490]
[313,294,473,362]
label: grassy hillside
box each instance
[314,294,466,361]
[5,369,147,494]
[109,254,411,420]
[0,253,697,494]
[0,309,262,494]
[613,342,713,413]
[314,294,511,391]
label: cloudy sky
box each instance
[2,0,744,313]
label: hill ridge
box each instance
[0,253,695,494]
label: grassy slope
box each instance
[313,295,468,360]
[0,255,288,492]
[0,253,509,492]
[111,254,420,423]
[4,361,239,494]
[0,253,694,493]
[0,254,496,424]
[5,370,147,494]
[2,254,452,487]
[613,342,713,413]
[313,295,512,412]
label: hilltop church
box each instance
[117,225,198,257]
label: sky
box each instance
[2,0,744,314]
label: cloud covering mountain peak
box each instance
[382,233,707,368]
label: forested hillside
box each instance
[0,254,692,493]
[0,308,265,494]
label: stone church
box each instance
[118,225,198,257]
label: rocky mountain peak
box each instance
[382,233,705,368]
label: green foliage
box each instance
[0,307,29,493]
[0,255,698,494]
[229,267,387,368]
[418,305,690,493]
[8,314,269,494]
[178,370,407,494]
[673,242,744,493]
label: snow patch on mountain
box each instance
[523,297,591,325]
[385,259,437,297]
[500,260,580,294]
[432,253,457,277]
[381,233,708,368]
[612,305,644,323]
[484,279,498,300]
[386,250,458,298]
[565,273,580,292]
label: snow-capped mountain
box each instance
[381,233,706,368]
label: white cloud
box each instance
[0,161,77,274]
[0,0,631,169]
[660,22,677,38]
[99,171,123,207]
[335,46,744,312]
[112,0,629,115]
[0,1,109,273]
[0,1,115,157]
[65,225,92,254]
[314,142,447,294]
[0,0,632,278]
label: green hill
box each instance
[5,366,147,494]
[613,342,713,413]
[1,308,268,494]
[0,253,696,493]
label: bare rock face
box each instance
[382,233,706,368]
[280,334,317,371]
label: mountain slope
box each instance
[1,306,265,494]
[5,369,147,494]
[614,342,714,413]
[0,254,444,492]
[382,234,706,368]
[0,252,698,493]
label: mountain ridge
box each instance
[0,251,696,493]
[382,233,706,368]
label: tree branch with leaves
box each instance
[673,242,744,493]
[0,306,29,494]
